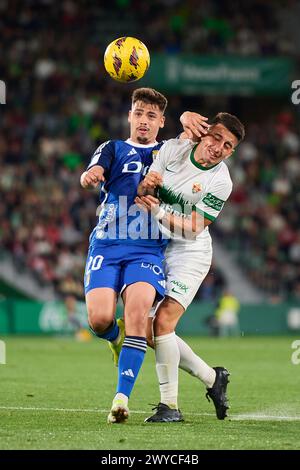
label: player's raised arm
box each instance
[179,111,210,140]
[135,194,212,240]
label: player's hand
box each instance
[135,195,160,214]
[138,171,163,196]
[80,166,105,189]
[141,171,163,191]
[180,111,210,140]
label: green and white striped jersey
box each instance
[150,138,233,242]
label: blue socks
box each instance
[90,324,147,400]
[117,336,147,398]
[90,319,119,342]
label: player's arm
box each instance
[80,140,114,189]
[135,194,212,240]
[80,165,105,189]
[179,111,210,140]
[164,207,212,239]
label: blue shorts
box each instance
[84,244,166,299]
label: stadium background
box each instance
[1,0,300,451]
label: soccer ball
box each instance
[104,37,150,83]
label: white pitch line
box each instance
[232,414,300,421]
[0,406,212,416]
[0,406,109,413]
[1,406,300,421]
[0,406,138,414]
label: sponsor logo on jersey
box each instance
[122,161,150,175]
[122,161,142,173]
[202,192,225,211]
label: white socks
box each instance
[176,335,216,388]
[154,332,180,409]
[154,333,216,408]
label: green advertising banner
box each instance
[0,300,9,334]
[0,300,300,336]
[142,55,294,95]
[0,300,123,335]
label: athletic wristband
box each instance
[153,207,166,221]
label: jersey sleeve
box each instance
[194,173,232,222]
[87,140,114,172]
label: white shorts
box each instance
[150,235,212,315]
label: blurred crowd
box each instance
[0,0,300,302]
[216,111,300,303]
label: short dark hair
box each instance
[132,88,168,114]
[211,112,245,143]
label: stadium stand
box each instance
[0,1,299,302]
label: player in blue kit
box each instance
[81,88,166,424]
[81,88,202,424]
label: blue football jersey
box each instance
[87,139,166,248]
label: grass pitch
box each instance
[0,335,299,450]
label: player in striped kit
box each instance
[136,112,245,422]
